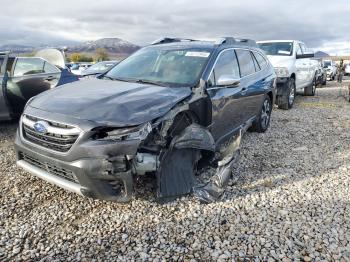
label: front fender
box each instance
[170,124,215,152]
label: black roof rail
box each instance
[151,37,197,45]
[215,37,257,47]
[215,37,236,45]
[235,38,257,47]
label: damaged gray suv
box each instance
[15,37,276,203]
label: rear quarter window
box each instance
[44,61,60,74]
[253,52,268,69]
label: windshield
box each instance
[323,61,331,68]
[86,61,117,73]
[258,42,293,56]
[105,47,211,87]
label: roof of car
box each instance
[150,40,260,51]
[151,40,216,49]
[257,40,298,43]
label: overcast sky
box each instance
[1,0,349,55]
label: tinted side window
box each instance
[44,61,60,73]
[251,52,260,72]
[209,49,240,86]
[254,52,267,69]
[236,49,256,77]
[14,58,45,76]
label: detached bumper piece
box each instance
[16,147,134,202]
[194,120,251,204]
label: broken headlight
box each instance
[95,123,152,141]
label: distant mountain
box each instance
[0,37,140,55]
[314,51,330,58]
[68,38,140,54]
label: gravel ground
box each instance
[1,81,350,261]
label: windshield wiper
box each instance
[135,79,166,87]
[103,76,167,86]
[102,75,115,80]
[102,75,133,82]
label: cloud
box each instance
[1,0,349,54]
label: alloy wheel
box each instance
[312,78,317,95]
[289,85,295,106]
[260,99,271,129]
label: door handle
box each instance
[45,76,55,81]
[241,87,248,93]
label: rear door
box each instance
[0,52,11,120]
[7,57,61,115]
[235,49,265,120]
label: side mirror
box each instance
[296,52,314,59]
[217,75,240,87]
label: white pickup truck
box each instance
[322,60,337,81]
[257,40,318,109]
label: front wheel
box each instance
[251,95,272,133]
[277,78,296,110]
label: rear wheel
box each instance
[304,76,316,96]
[277,78,296,110]
[251,95,272,133]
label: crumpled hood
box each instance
[266,55,292,68]
[29,79,192,126]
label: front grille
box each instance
[19,152,79,183]
[22,115,80,153]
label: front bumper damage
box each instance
[15,129,137,202]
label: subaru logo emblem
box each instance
[33,121,49,134]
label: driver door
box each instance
[0,52,11,120]
[6,57,61,115]
[295,43,309,89]
[207,49,245,144]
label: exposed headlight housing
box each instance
[274,67,289,78]
[95,122,152,141]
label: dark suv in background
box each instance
[15,37,276,203]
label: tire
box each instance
[251,95,272,133]
[304,76,316,96]
[277,78,296,110]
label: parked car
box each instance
[80,61,119,78]
[322,60,337,81]
[315,60,327,86]
[15,37,276,203]
[345,63,350,76]
[70,63,93,75]
[0,49,79,121]
[257,40,317,109]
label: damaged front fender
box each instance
[170,124,215,152]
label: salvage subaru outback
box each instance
[15,37,276,203]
